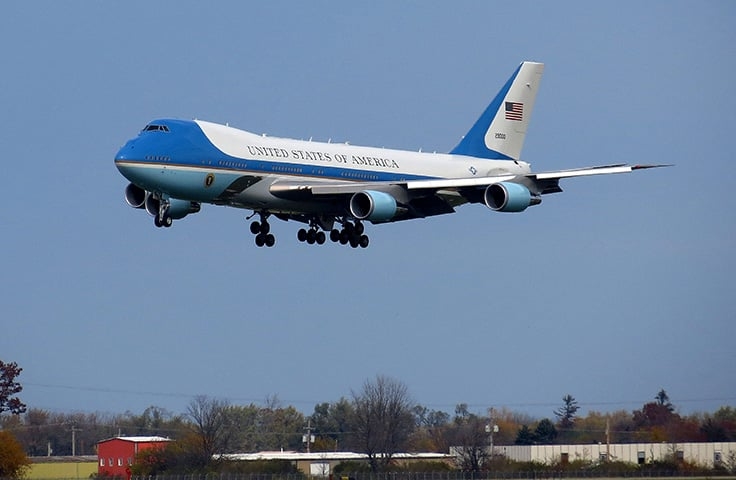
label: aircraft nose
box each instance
[114,139,136,162]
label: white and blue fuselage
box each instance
[114,61,662,248]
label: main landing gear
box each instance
[298,219,369,248]
[249,212,275,248]
[153,200,172,228]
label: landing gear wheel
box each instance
[260,221,270,234]
[255,233,266,247]
[354,221,365,235]
[316,231,326,245]
[330,229,340,242]
[265,233,275,247]
[349,237,359,248]
[359,235,369,248]
[306,229,316,244]
[250,221,261,234]
[297,228,308,242]
[154,216,162,228]
[162,215,173,227]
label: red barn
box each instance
[97,436,171,477]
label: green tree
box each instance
[259,403,305,451]
[534,418,558,444]
[311,399,354,450]
[0,430,30,479]
[0,360,26,415]
[122,405,186,437]
[554,394,579,430]
[655,389,674,412]
[515,425,534,445]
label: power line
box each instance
[23,382,736,415]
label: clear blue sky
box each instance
[1,1,734,420]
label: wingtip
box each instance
[632,164,674,170]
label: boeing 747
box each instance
[114,61,664,248]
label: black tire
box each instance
[260,221,270,234]
[355,221,365,235]
[316,231,326,245]
[163,216,173,227]
[265,234,276,247]
[154,216,162,228]
[330,229,340,242]
[359,235,369,248]
[306,229,316,244]
[297,228,308,242]
[349,237,359,248]
[250,221,261,234]
[255,233,265,247]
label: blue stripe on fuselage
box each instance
[114,119,436,199]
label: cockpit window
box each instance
[143,124,170,132]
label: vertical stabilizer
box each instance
[451,61,544,160]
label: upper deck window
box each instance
[143,124,170,132]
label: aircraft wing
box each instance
[269,163,669,220]
[405,164,668,192]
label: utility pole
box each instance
[302,419,315,453]
[71,425,82,456]
[485,408,498,462]
[605,416,611,462]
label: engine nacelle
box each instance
[167,198,201,219]
[484,182,539,212]
[125,183,147,209]
[145,194,160,217]
[145,195,200,219]
[349,190,397,222]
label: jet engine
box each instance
[349,190,397,222]
[484,182,540,212]
[124,183,147,209]
[167,198,201,219]
[144,194,200,219]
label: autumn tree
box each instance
[352,375,415,472]
[0,430,30,479]
[186,395,231,468]
[633,390,678,441]
[410,404,450,452]
[0,360,26,415]
[701,406,736,441]
[448,404,490,471]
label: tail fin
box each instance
[451,61,544,160]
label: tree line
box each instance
[2,359,736,476]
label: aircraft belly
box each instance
[117,163,237,202]
[224,176,344,215]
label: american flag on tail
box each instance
[505,101,523,121]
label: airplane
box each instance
[114,61,665,248]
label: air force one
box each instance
[115,61,664,248]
